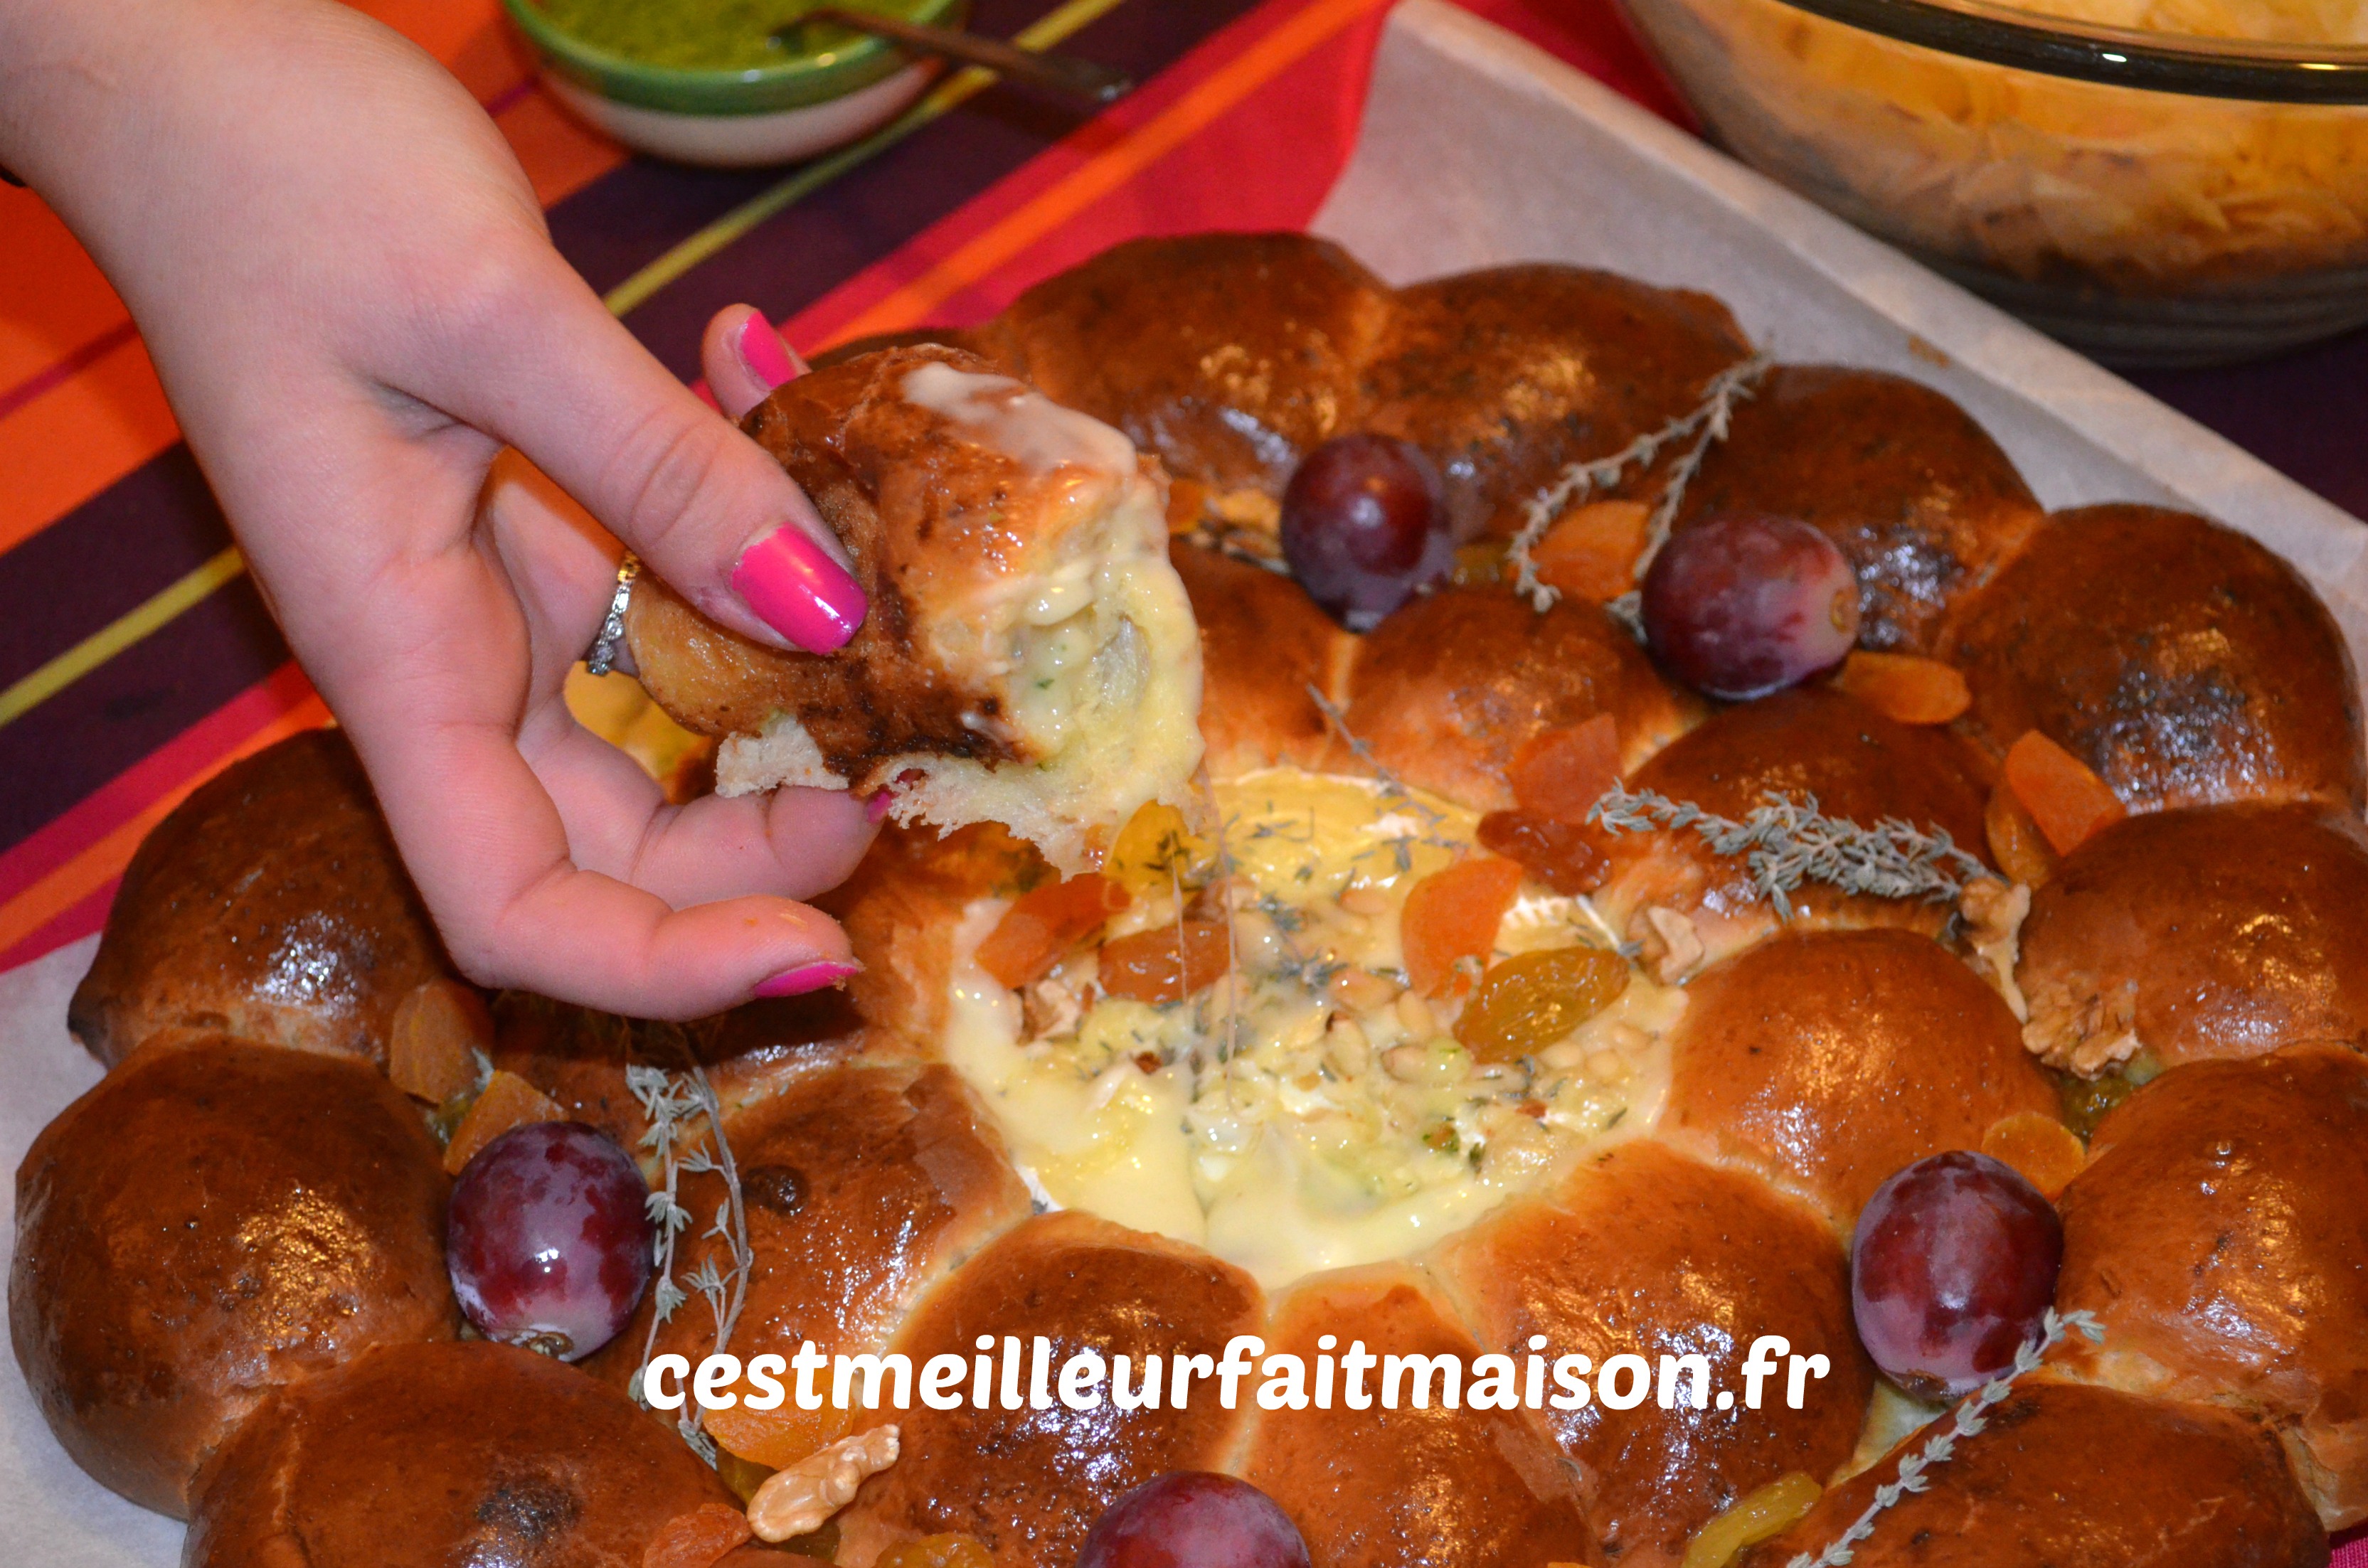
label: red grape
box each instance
[1280,434,1451,631]
[1642,513,1862,700]
[447,1120,653,1362]
[1078,1473,1310,1568]
[1851,1150,2062,1399]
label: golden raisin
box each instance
[1098,919,1231,1003]
[876,1536,995,1568]
[1477,811,1610,895]
[1453,948,1630,1064]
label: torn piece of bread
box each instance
[624,344,1204,870]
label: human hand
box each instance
[0,0,877,1017]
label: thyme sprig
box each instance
[1786,1309,2103,1568]
[1587,785,1993,920]
[1306,683,1408,800]
[627,1063,752,1466]
[1507,351,1773,613]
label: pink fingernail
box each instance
[738,313,805,390]
[754,959,861,998]
[866,789,893,823]
[733,527,866,652]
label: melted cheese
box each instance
[941,767,1684,1288]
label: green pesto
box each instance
[533,0,926,71]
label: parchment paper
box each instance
[4,4,2363,1562]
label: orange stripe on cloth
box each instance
[812,0,1392,349]
[0,663,329,963]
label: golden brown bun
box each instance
[1673,365,2044,654]
[1173,542,1354,776]
[2017,804,2368,1074]
[969,233,1396,498]
[182,1340,738,1567]
[626,343,1199,870]
[10,1033,453,1515]
[585,1060,1031,1467]
[837,1211,1264,1568]
[1435,1141,1871,1568]
[66,727,449,1068]
[1342,585,1699,811]
[1240,1266,1602,1568]
[1588,687,1992,967]
[1359,266,1751,540]
[1741,1380,2326,1568]
[1662,928,2058,1220]
[2056,1046,2368,1526]
[1944,504,2367,814]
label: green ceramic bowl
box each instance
[502,0,969,164]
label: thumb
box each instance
[436,265,865,655]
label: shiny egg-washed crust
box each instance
[1943,503,2368,814]
[183,1340,738,1568]
[969,235,1753,541]
[1586,686,1992,966]
[968,233,1396,500]
[2017,804,2368,1072]
[1662,928,2059,1223]
[10,1033,454,1517]
[585,1060,1032,1467]
[1672,365,2045,655]
[1343,584,1701,811]
[1171,541,1354,776]
[836,1210,1266,1568]
[66,727,450,1069]
[1436,1141,1873,1568]
[2055,1047,2368,1528]
[1740,1379,2327,1568]
[1240,1266,1604,1568]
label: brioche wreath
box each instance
[13,233,2367,1568]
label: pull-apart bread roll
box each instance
[1663,928,2057,1222]
[2055,1047,2368,1527]
[1672,366,2044,654]
[1742,1380,2327,1568]
[1944,503,2367,814]
[67,727,451,1068]
[184,1341,738,1568]
[1241,1266,1603,1568]
[11,1033,454,1515]
[627,343,1204,870]
[2017,804,2368,1074]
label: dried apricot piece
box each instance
[1401,855,1524,997]
[975,873,1130,989]
[1981,1110,2086,1200]
[388,978,492,1104]
[2003,731,2126,856]
[1532,500,1651,602]
[1454,947,1630,1062]
[442,1070,563,1173]
[643,1503,755,1568]
[1983,780,2058,887]
[1099,919,1231,1003]
[1833,651,1971,725]
[1508,713,1622,821]
[1477,811,1610,895]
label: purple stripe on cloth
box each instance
[0,320,141,424]
[2130,328,2368,525]
[0,567,285,849]
[0,447,235,692]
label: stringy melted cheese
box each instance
[941,767,1685,1288]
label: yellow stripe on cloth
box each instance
[601,0,1136,319]
[0,547,246,730]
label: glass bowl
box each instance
[501,0,967,167]
[1611,0,2368,364]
